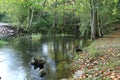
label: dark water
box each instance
[0,35,82,80]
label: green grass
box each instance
[84,43,103,58]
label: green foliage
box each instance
[0,0,120,36]
[0,40,8,47]
[80,21,90,38]
[0,12,6,21]
[32,33,42,41]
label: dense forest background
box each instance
[0,0,120,40]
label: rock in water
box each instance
[31,57,46,69]
[75,47,82,52]
[39,69,46,77]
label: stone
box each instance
[73,70,84,79]
[31,57,46,69]
[39,69,46,77]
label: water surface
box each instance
[0,35,80,80]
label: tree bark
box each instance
[27,7,34,32]
[29,8,34,29]
[27,7,30,30]
[90,0,97,40]
[52,0,58,33]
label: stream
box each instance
[0,35,82,80]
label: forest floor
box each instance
[71,24,120,80]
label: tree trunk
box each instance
[97,0,103,37]
[62,0,65,33]
[27,7,34,32]
[29,8,34,29]
[91,10,97,40]
[27,7,30,30]
[90,0,98,40]
[52,0,58,34]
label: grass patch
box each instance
[84,43,103,58]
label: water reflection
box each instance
[0,35,80,80]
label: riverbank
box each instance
[71,25,120,79]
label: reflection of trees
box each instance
[9,35,41,53]
[51,36,88,79]
[9,35,42,68]
[52,36,75,64]
[52,36,73,79]
[53,35,58,64]
[55,62,71,79]
[9,36,31,53]
[74,34,88,51]
[53,36,66,64]
[8,35,85,79]
[27,35,33,53]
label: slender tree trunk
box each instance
[91,11,96,40]
[62,0,65,34]
[27,7,30,30]
[27,7,34,32]
[90,0,98,40]
[29,8,34,29]
[52,0,58,34]
[97,0,102,37]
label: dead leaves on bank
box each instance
[72,47,120,79]
[73,53,120,79]
[71,29,120,79]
